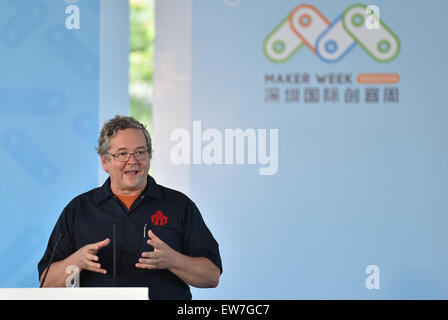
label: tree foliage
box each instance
[130,0,154,85]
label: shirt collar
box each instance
[93,175,162,204]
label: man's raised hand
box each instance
[74,238,110,274]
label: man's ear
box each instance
[100,155,109,172]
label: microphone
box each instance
[112,222,119,286]
[40,233,64,288]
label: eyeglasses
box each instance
[106,150,150,162]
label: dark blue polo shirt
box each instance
[38,175,222,299]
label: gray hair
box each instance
[96,115,153,159]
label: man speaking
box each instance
[38,115,222,299]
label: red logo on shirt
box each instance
[151,210,168,226]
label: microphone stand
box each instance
[40,233,64,288]
[112,223,119,287]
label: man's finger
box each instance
[86,253,99,262]
[147,231,164,249]
[88,266,108,274]
[141,251,156,259]
[86,260,102,270]
[135,262,157,270]
[88,238,110,251]
[81,256,106,273]
[96,238,110,248]
[138,258,159,266]
[147,230,162,242]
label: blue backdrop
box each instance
[0,0,100,287]
[182,0,448,299]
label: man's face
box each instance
[101,128,150,195]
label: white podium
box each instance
[0,288,148,300]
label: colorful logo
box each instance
[151,210,168,226]
[264,4,400,63]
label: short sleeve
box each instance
[182,202,223,274]
[37,203,76,280]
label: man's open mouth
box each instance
[124,170,139,175]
